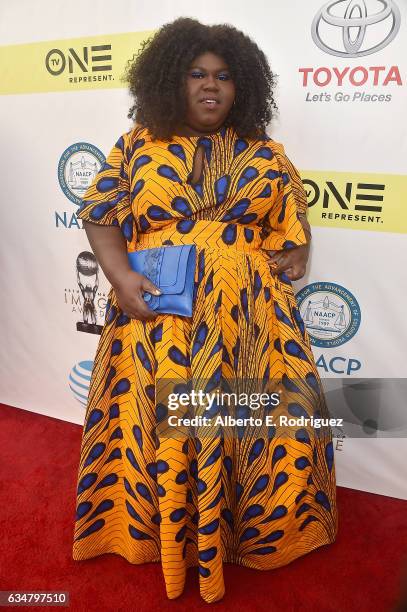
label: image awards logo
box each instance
[63,251,107,333]
[76,251,104,335]
[311,0,401,58]
[69,360,93,407]
[295,282,361,348]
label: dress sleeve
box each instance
[76,132,136,246]
[260,140,311,252]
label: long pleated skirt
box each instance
[72,220,338,603]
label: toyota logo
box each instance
[312,0,401,58]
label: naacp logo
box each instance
[296,282,361,348]
[58,142,104,206]
[311,0,401,58]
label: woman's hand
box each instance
[113,270,161,321]
[265,244,310,281]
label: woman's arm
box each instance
[82,221,132,289]
[82,220,160,320]
[261,140,311,280]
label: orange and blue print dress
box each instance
[73,125,338,603]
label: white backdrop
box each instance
[1,0,406,499]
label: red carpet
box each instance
[1,402,406,611]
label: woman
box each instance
[73,17,338,603]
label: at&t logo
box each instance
[69,360,93,406]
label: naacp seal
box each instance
[295,282,361,348]
[58,142,105,206]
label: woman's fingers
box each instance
[286,264,306,281]
[119,273,161,320]
[266,250,281,263]
[141,276,162,296]
[270,262,305,280]
[128,295,158,320]
[269,254,290,275]
[122,293,159,320]
[268,247,309,279]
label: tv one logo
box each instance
[304,179,384,220]
[311,0,401,58]
[45,45,112,76]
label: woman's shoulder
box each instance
[113,124,153,159]
[127,123,152,142]
[235,129,286,160]
[260,133,286,156]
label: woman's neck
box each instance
[174,122,225,137]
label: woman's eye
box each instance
[189,71,231,81]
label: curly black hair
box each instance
[123,17,278,139]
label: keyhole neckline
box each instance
[186,140,206,187]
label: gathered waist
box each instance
[132,220,266,254]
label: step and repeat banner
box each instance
[1,0,406,499]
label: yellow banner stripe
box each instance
[302,170,406,234]
[0,31,155,94]
[1,36,405,236]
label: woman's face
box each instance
[181,52,236,136]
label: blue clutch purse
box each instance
[127,244,197,317]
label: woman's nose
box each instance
[203,75,219,90]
